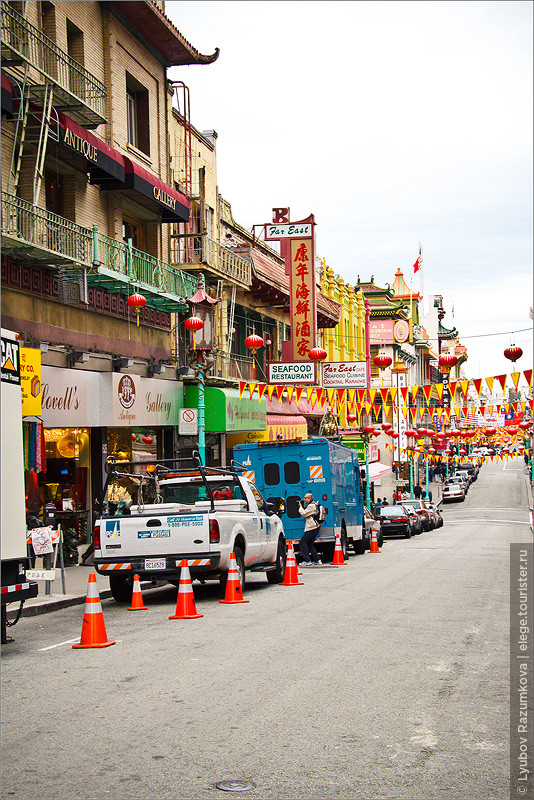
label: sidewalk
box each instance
[6,565,152,619]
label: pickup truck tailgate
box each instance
[100,512,209,557]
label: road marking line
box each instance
[38,638,80,651]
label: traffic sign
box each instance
[179,408,198,435]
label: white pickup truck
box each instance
[93,458,286,602]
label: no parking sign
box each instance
[179,408,198,435]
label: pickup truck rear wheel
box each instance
[267,537,286,584]
[109,574,133,603]
[220,546,245,595]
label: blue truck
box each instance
[233,437,367,561]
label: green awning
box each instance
[184,386,267,432]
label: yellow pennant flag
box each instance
[327,389,336,405]
[390,387,398,406]
[460,379,469,398]
[267,384,276,401]
[365,403,372,416]
[411,386,419,404]
[401,406,408,419]
[511,372,521,391]
[486,376,494,393]
[435,384,444,402]
[347,388,356,407]
[368,388,377,405]
[248,382,257,400]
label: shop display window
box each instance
[105,427,159,513]
[40,428,90,512]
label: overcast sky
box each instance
[167,0,533,386]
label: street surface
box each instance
[1,458,532,800]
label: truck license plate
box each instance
[145,558,166,570]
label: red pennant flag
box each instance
[276,385,284,402]
[239,381,247,399]
[286,386,295,404]
[295,387,304,405]
[357,389,366,404]
[496,374,507,392]
[524,369,532,388]
[315,387,323,405]
[337,388,346,404]
[380,388,389,404]
[422,385,433,405]
[257,384,266,403]
[400,386,409,404]
[472,378,482,397]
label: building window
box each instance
[66,19,84,97]
[122,214,146,253]
[126,72,149,155]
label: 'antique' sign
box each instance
[322,362,367,389]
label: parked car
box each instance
[455,469,473,487]
[399,499,433,531]
[449,475,469,494]
[364,505,384,549]
[423,500,443,528]
[442,482,465,502]
[374,505,417,538]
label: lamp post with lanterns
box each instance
[390,358,408,489]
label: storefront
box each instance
[39,367,183,547]
[183,385,267,465]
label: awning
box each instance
[368,462,392,482]
[123,158,189,223]
[57,111,126,182]
[184,385,266,433]
[1,71,13,118]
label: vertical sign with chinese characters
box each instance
[290,238,316,360]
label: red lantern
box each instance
[507,426,518,436]
[127,292,146,327]
[405,429,418,438]
[308,347,328,362]
[416,428,428,437]
[244,333,264,369]
[142,436,153,444]
[373,354,393,369]
[362,425,376,436]
[459,448,466,455]
[389,431,400,439]
[438,353,458,371]
[428,447,436,454]
[347,413,358,424]
[381,422,392,430]
[485,427,497,436]
[519,421,530,430]
[184,315,204,332]
[504,345,523,363]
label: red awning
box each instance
[57,111,126,183]
[1,71,13,118]
[123,158,189,223]
[266,414,308,428]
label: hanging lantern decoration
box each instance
[438,353,458,372]
[459,448,467,455]
[244,333,264,369]
[347,413,358,424]
[405,429,418,439]
[519,421,531,430]
[507,426,518,436]
[417,427,428,438]
[127,292,146,327]
[504,345,523,363]
[373,353,393,370]
[381,422,392,430]
[362,425,376,437]
[485,427,497,436]
[308,346,328,362]
[389,431,400,439]
[428,447,436,454]
[184,315,204,351]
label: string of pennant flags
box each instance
[382,442,525,464]
[239,368,533,416]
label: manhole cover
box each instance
[215,780,255,792]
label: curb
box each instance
[7,583,154,619]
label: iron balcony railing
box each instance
[92,229,198,305]
[1,1,107,127]
[212,351,263,383]
[1,192,199,309]
[172,234,251,287]
[1,190,92,265]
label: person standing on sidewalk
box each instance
[298,493,322,566]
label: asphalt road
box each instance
[1,458,532,800]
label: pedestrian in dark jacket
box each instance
[298,493,322,566]
[414,484,422,499]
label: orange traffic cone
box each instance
[72,573,116,649]
[330,532,347,566]
[279,540,304,586]
[219,552,249,604]
[127,574,148,610]
[369,527,381,553]
[169,560,203,619]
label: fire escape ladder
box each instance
[171,81,193,262]
[31,81,54,205]
[226,283,237,356]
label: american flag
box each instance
[466,410,480,426]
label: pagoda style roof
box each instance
[438,320,459,339]
[108,2,220,66]
[391,268,422,300]
[355,276,408,319]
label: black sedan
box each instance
[375,505,417,538]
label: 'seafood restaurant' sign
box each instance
[268,361,317,384]
[322,361,368,388]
